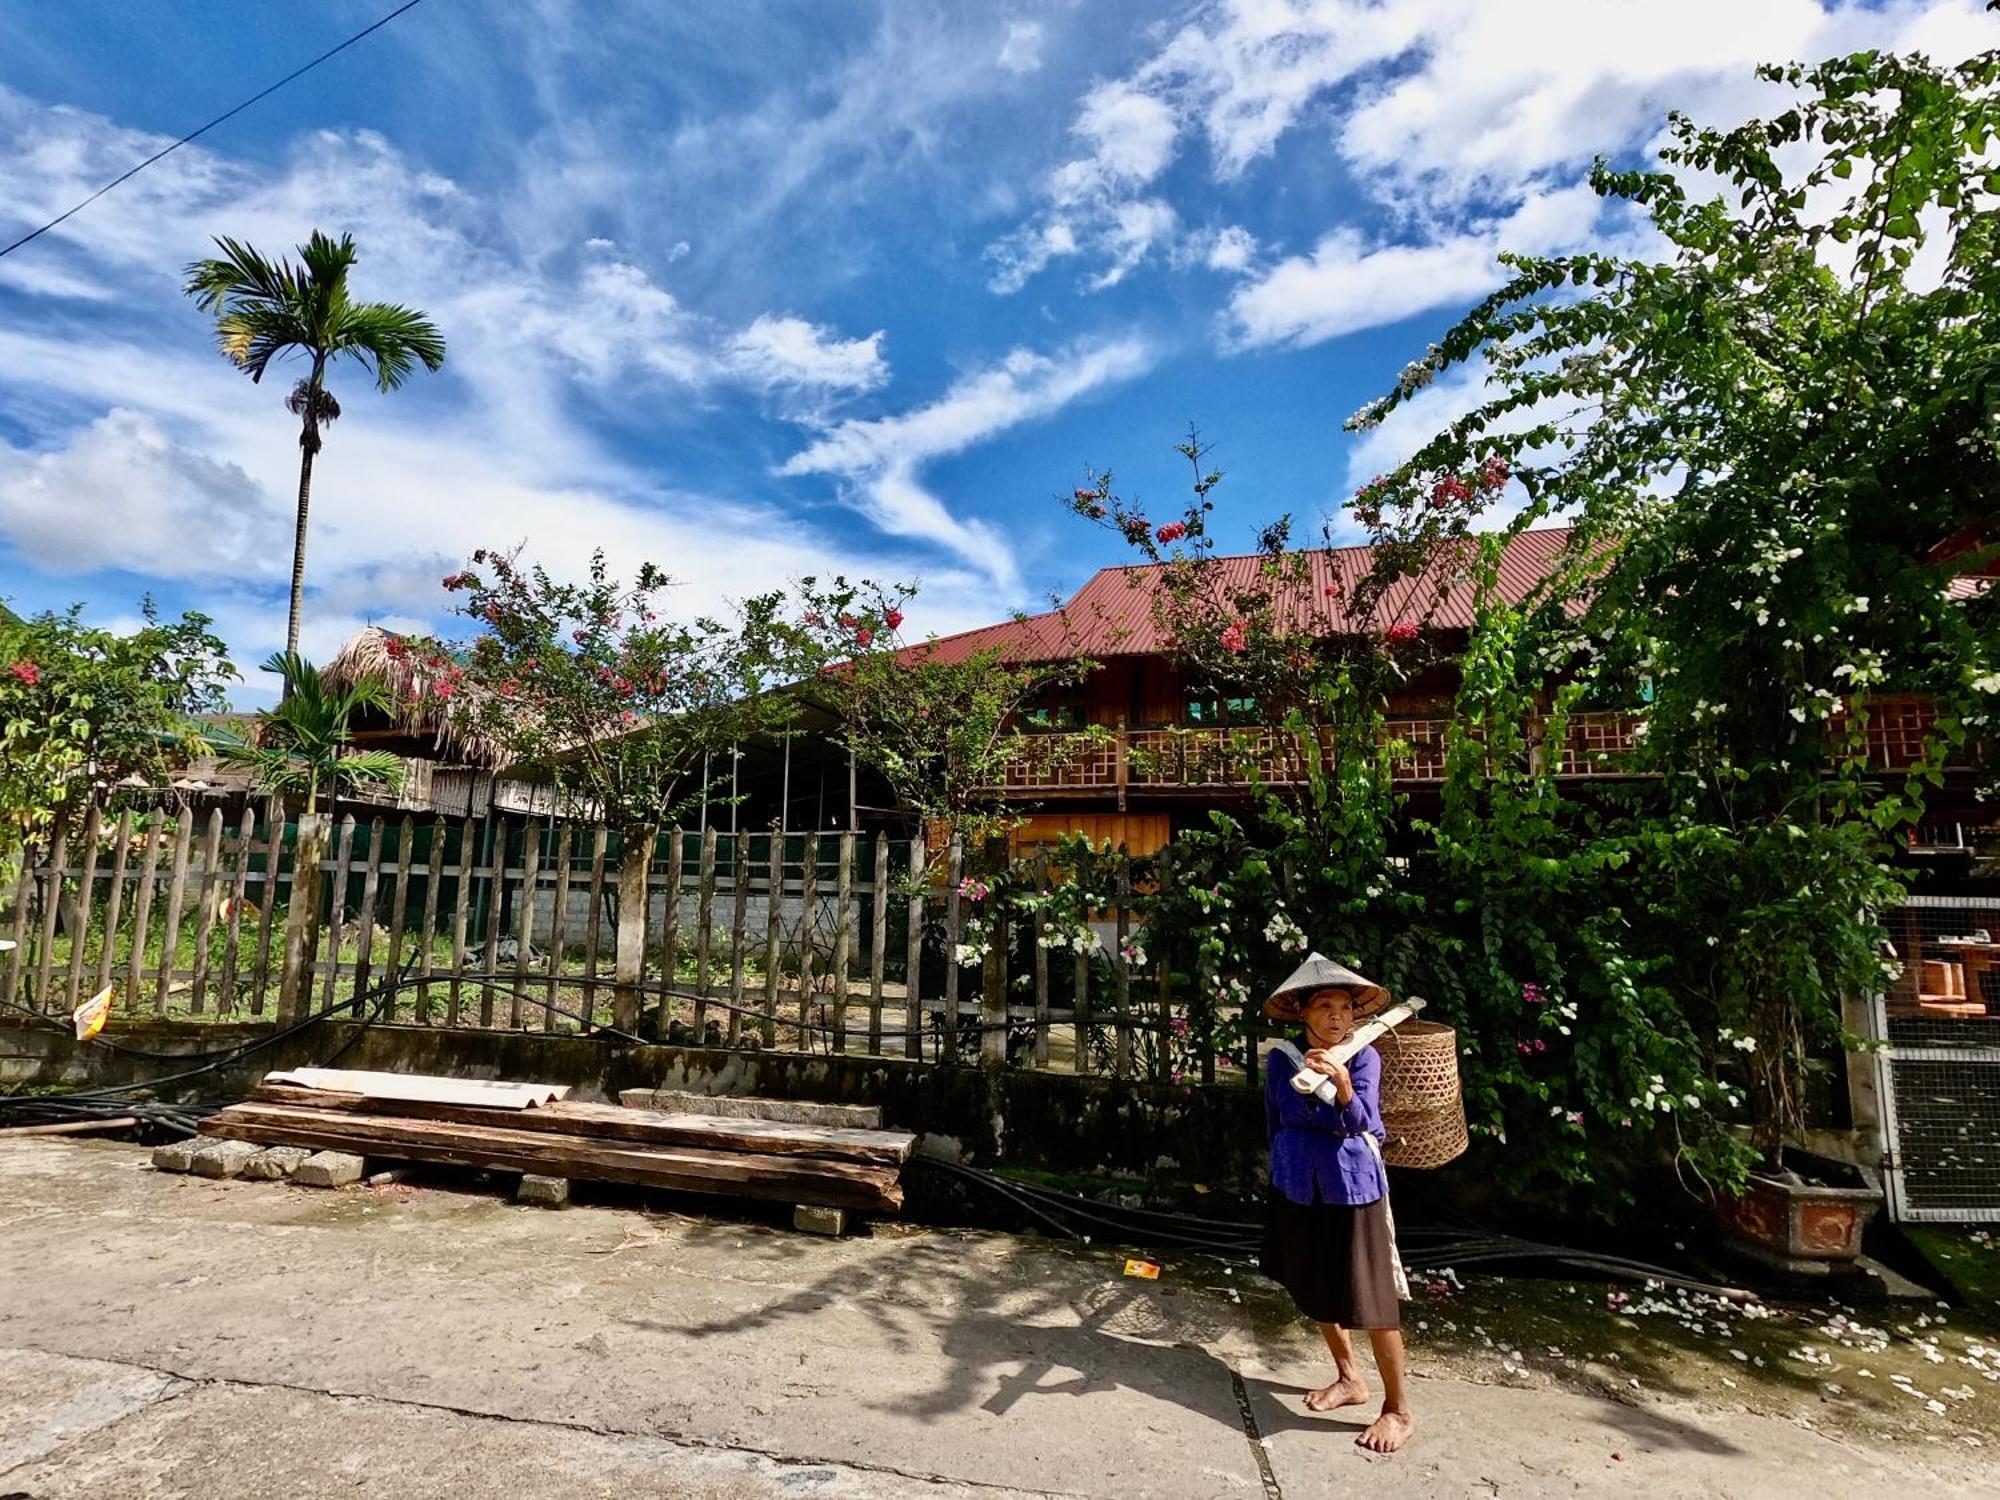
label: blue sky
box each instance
[0,1,1990,702]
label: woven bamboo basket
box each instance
[1375,1017,1468,1169]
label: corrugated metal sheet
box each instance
[901,527,1580,665]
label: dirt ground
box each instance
[0,1137,1993,1499]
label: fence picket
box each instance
[1071,843,1090,1075]
[798,832,819,1035]
[124,821,163,1014]
[832,833,853,1054]
[1114,850,1132,1078]
[3,856,32,1007]
[183,810,224,1014]
[868,832,888,1055]
[153,810,195,1013]
[510,823,540,1029]
[64,805,103,1012]
[1033,852,1051,1068]
[727,833,748,1044]
[581,826,608,1029]
[318,815,357,1016]
[478,817,506,1027]
[693,826,717,1032]
[545,821,575,1033]
[250,810,284,1016]
[33,828,66,1012]
[448,818,477,1027]
[94,810,133,1002]
[903,840,925,1060]
[385,816,417,1019]
[659,829,684,1007]
[350,817,387,1009]
[217,808,256,1015]
[942,838,962,1064]
[416,819,445,1024]
[763,832,782,1044]
[1154,844,1173,1082]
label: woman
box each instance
[1260,953,1414,1454]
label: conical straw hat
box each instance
[1264,952,1389,1021]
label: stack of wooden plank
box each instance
[198,1071,913,1213]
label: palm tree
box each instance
[210,652,404,816]
[184,232,445,659]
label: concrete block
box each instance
[645,1089,883,1130]
[516,1174,570,1208]
[792,1204,847,1237]
[617,1089,657,1109]
[294,1150,367,1188]
[241,1146,313,1181]
[188,1139,262,1179]
[150,1140,198,1173]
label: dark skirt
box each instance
[1260,1190,1402,1330]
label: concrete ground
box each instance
[0,1138,1990,1499]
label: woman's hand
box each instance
[1303,1049,1354,1105]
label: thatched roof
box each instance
[322,626,511,769]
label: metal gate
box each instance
[1873,893,2000,1222]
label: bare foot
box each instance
[1356,1409,1414,1453]
[1304,1376,1369,1413]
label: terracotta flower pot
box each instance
[1718,1149,1883,1270]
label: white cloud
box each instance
[0,409,289,580]
[726,315,889,398]
[1203,225,1258,274]
[998,20,1045,75]
[778,337,1156,587]
[1228,183,1604,349]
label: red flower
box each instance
[884,608,904,630]
[1120,514,1152,544]
[1479,455,1511,490]
[1220,619,1248,654]
[1073,487,1098,504]
[382,636,408,662]
[8,659,40,686]
[1156,521,1188,544]
[854,628,875,648]
[573,628,590,645]
[838,613,858,629]
[432,680,457,700]
[1384,622,1419,645]
[1429,474,1473,509]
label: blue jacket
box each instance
[1265,1041,1389,1207]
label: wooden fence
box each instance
[0,805,1211,1081]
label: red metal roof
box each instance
[899,528,1580,665]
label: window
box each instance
[1185,694,1259,726]
[1020,684,1087,731]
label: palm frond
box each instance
[335,302,448,390]
[182,236,291,312]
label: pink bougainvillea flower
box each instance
[1429,474,1473,509]
[1522,981,1545,1004]
[1384,621,1419,645]
[1155,521,1188,544]
[8,659,41,686]
[853,627,874,648]
[1220,619,1249,654]
[432,680,457,700]
[1480,455,1511,490]
[1073,488,1098,504]
[884,608,904,630]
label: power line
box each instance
[0,0,431,261]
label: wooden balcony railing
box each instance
[985,696,1958,797]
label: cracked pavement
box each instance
[0,1138,1988,1498]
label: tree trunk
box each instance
[286,437,316,661]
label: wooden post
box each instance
[980,836,1007,1065]
[217,807,256,1015]
[612,826,655,1035]
[64,805,103,1012]
[903,839,926,1060]
[1071,842,1091,1075]
[942,837,963,1064]
[94,810,133,1003]
[33,828,66,1013]
[581,825,609,1030]
[277,814,328,1025]
[868,832,888,1055]
[125,819,163,1014]
[1154,843,1173,1083]
[659,829,684,1004]
[3,854,33,1007]
[478,817,506,1027]
[153,810,195,1013]
[184,810,225,1014]
[416,819,445,1024]
[545,820,574,1033]
[763,829,783,1045]
[693,826,718,1032]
